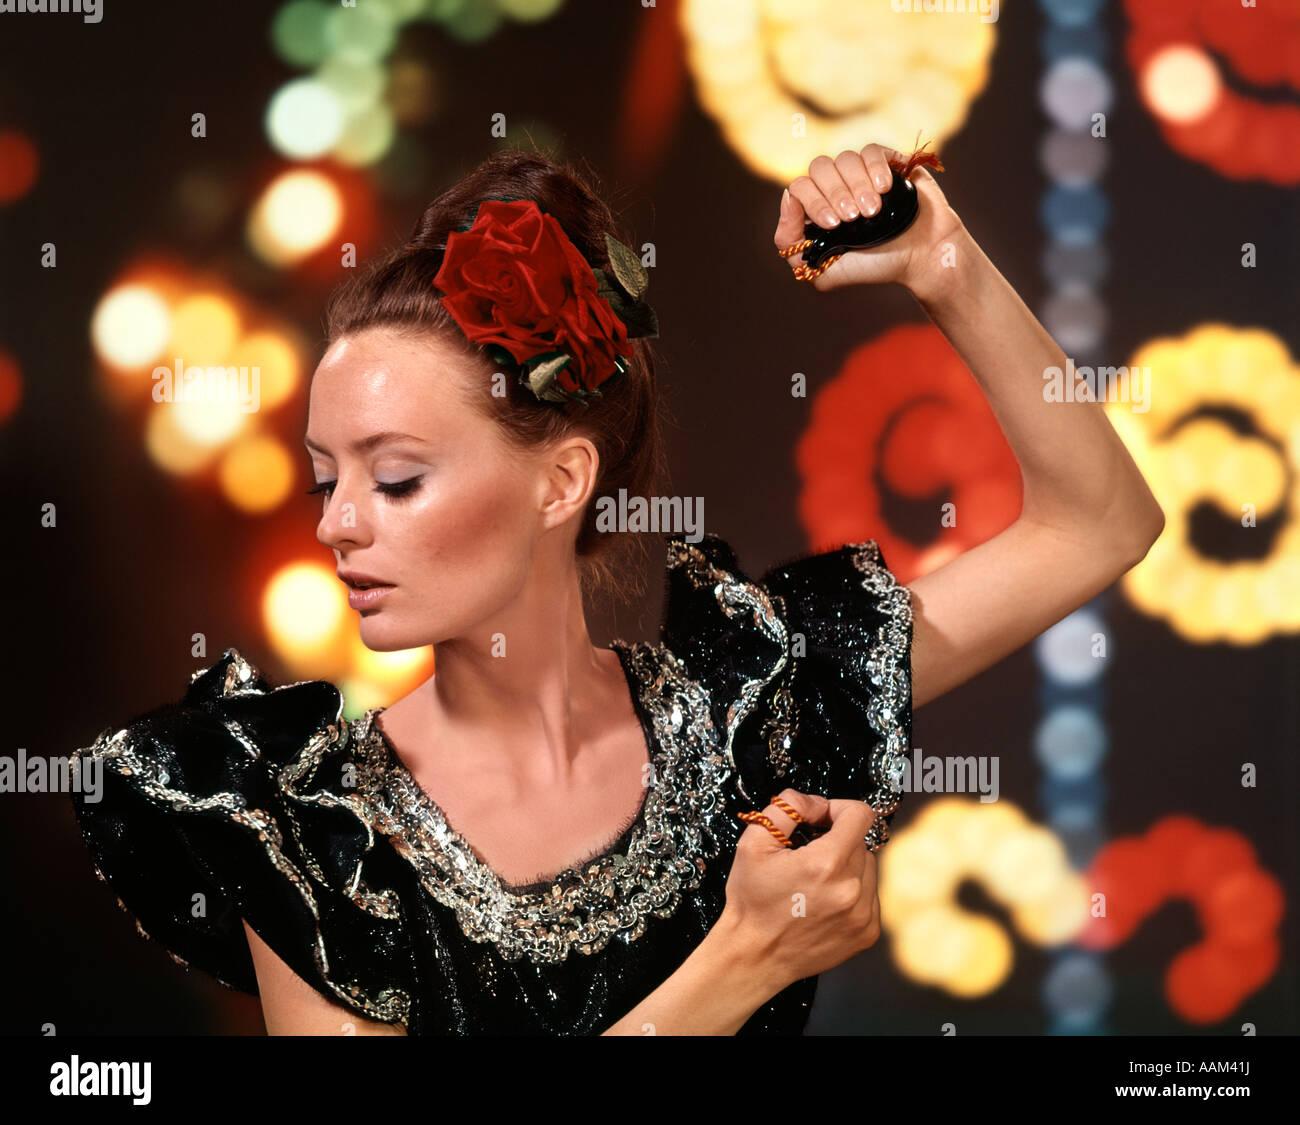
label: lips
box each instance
[338,571,394,590]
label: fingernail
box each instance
[820,209,839,226]
[874,171,891,190]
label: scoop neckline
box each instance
[367,641,656,896]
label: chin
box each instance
[356,619,428,653]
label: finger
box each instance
[835,150,880,217]
[773,187,808,257]
[761,788,831,839]
[821,798,877,877]
[860,142,900,194]
[737,808,803,854]
[788,172,840,231]
[808,154,859,221]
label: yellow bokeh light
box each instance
[263,562,349,667]
[168,387,250,447]
[168,293,241,364]
[91,283,171,371]
[247,169,343,267]
[143,399,219,476]
[1141,45,1221,125]
[218,434,295,513]
[1106,324,1300,643]
[1013,871,1090,947]
[881,800,1082,997]
[228,330,302,412]
[681,0,996,183]
[347,630,433,687]
[947,915,1015,998]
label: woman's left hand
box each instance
[774,142,964,295]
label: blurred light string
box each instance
[1033,0,1114,1035]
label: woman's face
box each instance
[305,327,566,652]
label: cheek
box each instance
[390,460,536,583]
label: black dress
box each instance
[68,532,913,1035]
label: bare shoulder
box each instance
[241,920,406,1036]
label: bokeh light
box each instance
[1141,45,1221,125]
[266,78,345,159]
[143,399,221,476]
[263,561,350,668]
[228,330,303,412]
[1105,325,1300,643]
[271,0,333,67]
[247,169,344,266]
[0,130,39,204]
[91,284,172,371]
[219,434,296,513]
[881,799,1089,997]
[168,293,241,363]
[680,0,997,183]
[0,350,22,423]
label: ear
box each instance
[537,435,599,533]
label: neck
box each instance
[416,553,620,786]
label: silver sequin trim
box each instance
[664,537,912,851]
[349,640,731,965]
[848,540,914,850]
[663,538,790,804]
[72,649,413,1028]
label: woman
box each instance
[69,143,1164,1036]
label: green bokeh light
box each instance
[317,53,387,111]
[270,0,332,68]
[335,104,397,167]
[443,1,504,41]
[324,2,400,61]
[499,0,565,21]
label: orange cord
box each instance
[769,795,807,824]
[736,810,794,848]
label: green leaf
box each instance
[604,233,649,301]
[614,300,659,340]
[522,354,573,403]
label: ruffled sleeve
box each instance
[69,648,415,1028]
[659,534,913,849]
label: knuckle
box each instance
[808,154,834,171]
[829,878,861,914]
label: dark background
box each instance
[1,0,1296,1036]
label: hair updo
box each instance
[324,146,671,607]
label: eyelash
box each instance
[307,477,424,501]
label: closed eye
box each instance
[306,477,424,500]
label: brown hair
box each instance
[324,145,671,607]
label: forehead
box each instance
[307,328,480,439]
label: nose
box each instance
[316,480,372,553]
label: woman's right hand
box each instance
[719,789,882,991]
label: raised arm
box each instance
[779,145,1165,710]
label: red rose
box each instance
[433,199,633,395]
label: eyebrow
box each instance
[303,431,432,455]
